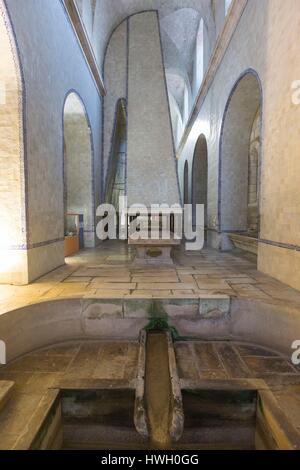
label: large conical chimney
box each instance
[127,11,180,208]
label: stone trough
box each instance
[11,330,300,450]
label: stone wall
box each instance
[2,0,103,284]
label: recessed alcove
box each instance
[219,72,262,259]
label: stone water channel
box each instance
[5,329,297,451]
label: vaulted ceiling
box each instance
[75,0,215,70]
[75,0,218,142]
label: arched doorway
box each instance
[105,98,127,211]
[183,160,189,205]
[192,134,208,237]
[63,92,94,254]
[219,70,262,256]
[0,1,26,284]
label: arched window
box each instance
[193,18,204,97]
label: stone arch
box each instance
[0,1,27,284]
[63,91,95,250]
[219,70,263,248]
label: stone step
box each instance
[0,380,15,413]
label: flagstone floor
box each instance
[0,241,300,315]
